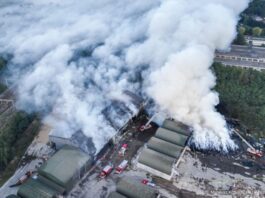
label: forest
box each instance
[244,0,265,18]
[238,0,265,38]
[213,63,265,138]
[0,112,40,185]
[0,57,7,94]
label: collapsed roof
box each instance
[49,91,144,155]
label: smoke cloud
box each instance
[0,0,249,152]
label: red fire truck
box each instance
[115,160,128,174]
[99,164,113,179]
[118,144,128,156]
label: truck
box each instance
[247,148,263,158]
[118,144,128,156]
[99,164,113,179]
[141,179,156,187]
[115,160,128,174]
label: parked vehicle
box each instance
[139,124,152,132]
[9,171,35,187]
[247,148,263,158]
[99,164,113,179]
[141,179,155,187]
[115,160,128,174]
[118,144,128,156]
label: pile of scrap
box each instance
[13,145,92,198]
[108,178,159,198]
[137,119,191,180]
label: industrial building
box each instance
[162,119,192,136]
[245,36,265,47]
[108,178,159,198]
[137,119,191,180]
[49,91,144,155]
[15,145,92,198]
[215,45,265,70]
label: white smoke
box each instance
[0,0,249,152]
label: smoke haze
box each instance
[0,0,249,152]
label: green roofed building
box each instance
[138,148,175,175]
[38,145,92,193]
[147,137,182,158]
[6,195,20,198]
[155,128,188,147]
[17,145,92,198]
[162,119,191,136]
[108,191,127,198]
[137,119,191,180]
[17,178,59,198]
[116,178,158,198]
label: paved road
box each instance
[215,45,265,70]
[217,45,265,59]
[215,58,265,70]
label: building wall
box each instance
[215,54,265,63]
[49,135,75,150]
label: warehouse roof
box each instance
[37,175,65,194]
[116,178,158,198]
[138,148,175,175]
[155,127,188,147]
[162,119,191,136]
[6,195,20,198]
[147,137,183,158]
[17,178,59,198]
[108,191,127,198]
[38,145,92,189]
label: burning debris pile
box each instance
[0,0,250,152]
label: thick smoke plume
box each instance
[0,0,249,152]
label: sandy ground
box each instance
[69,150,264,198]
[34,124,52,144]
[174,152,265,198]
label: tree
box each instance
[239,26,246,35]
[233,32,246,45]
[245,0,265,18]
[212,62,265,138]
[0,140,9,169]
[252,27,263,36]
[0,57,7,72]
[261,29,265,37]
